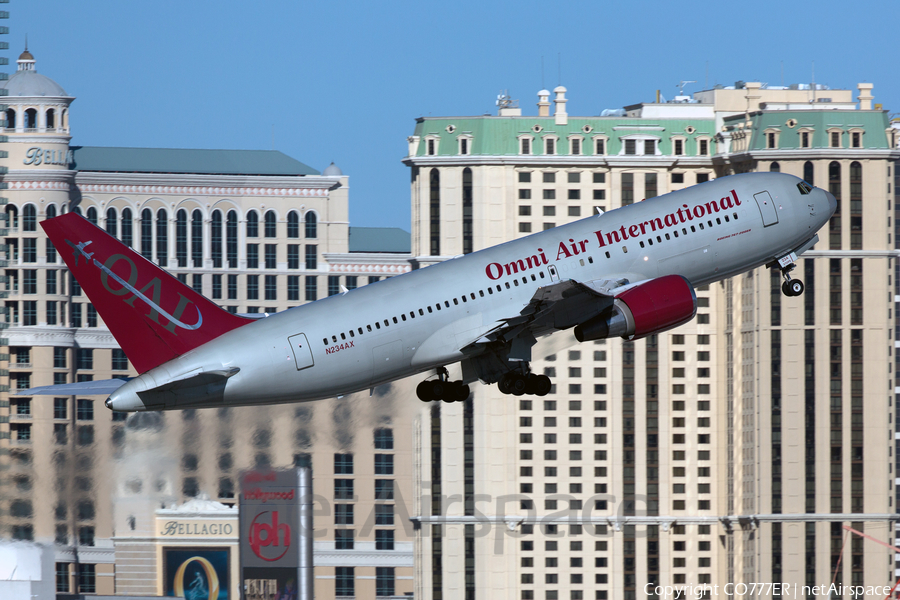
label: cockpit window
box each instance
[797,181,813,195]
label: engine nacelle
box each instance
[574,275,697,342]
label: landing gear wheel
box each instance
[533,374,552,396]
[498,374,513,395]
[781,281,792,297]
[430,380,446,401]
[445,381,470,402]
[510,374,528,396]
[416,381,434,402]
[789,279,804,296]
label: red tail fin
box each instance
[42,213,251,373]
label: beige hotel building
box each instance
[0,49,417,598]
[405,83,900,599]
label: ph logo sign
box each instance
[248,510,291,562]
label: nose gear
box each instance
[779,263,805,297]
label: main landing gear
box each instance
[779,264,805,297]
[416,367,470,403]
[497,371,552,397]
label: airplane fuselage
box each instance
[108,172,834,411]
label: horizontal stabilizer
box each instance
[136,367,240,410]
[16,378,131,396]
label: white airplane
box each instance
[28,172,834,411]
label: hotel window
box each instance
[644,139,656,155]
[545,137,556,155]
[426,137,437,155]
[804,161,814,185]
[103,207,119,231]
[624,139,636,155]
[191,210,203,267]
[246,244,259,269]
[830,130,842,148]
[305,245,317,270]
[672,173,684,184]
[851,131,861,148]
[265,244,276,269]
[140,209,153,258]
[211,274,221,299]
[265,275,277,301]
[306,214,320,242]
[228,275,238,300]
[287,211,300,238]
[673,139,684,155]
[699,139,709,155]
[23,204,36,231]
[264,210,277,238]
[176,210,188,267]
[288,245,299,269]
[227,211,239,268]
[769,162,780,173]
[305,276,317,301]
[247,275,259,300]
[335,567,354,597]
[520,137,532,155]
[375,530,394,550]
[622,173,634,205]
[570,137,581,155]
[211,211,223,267]
[328,276,340,297]
[121,208,133,247]
[246,211,259,237]
[287,275,299,301]
[519,204,531,215]
[645,173,658,198]
[801,131,811,148]
[155,209,168,265]
[594,138,605,155]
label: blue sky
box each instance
[10,0,897,230]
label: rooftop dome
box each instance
[1,47,68,97]
[323,162,343,176]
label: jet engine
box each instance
[574,275,697,342]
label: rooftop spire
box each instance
[18,41,35,71]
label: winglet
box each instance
[42,213,253,374]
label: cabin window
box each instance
[506,283,511,289]
[349,330,355,337]
[724,215,730,222]
[470,293,476,300]
[384,320,389,326]
[436,304,441,310]
[622,247,628,254]
[368,325,373,332]
[453,298,458,305]
[496,285,502,292]
[640,241,645,248]
[341,333,346,340]
[514,280,519,287]
[733,213,738,220]
[691,226,696,232]
[323,338,328,345]
[488,288,493,294]
[427,306,433,313]
[665,234,670,240]
[462,296,467,302]
[445,301,450,307]
[410,312,415,318]
[588,257,593,264]
[605,252,611,258]
[479,290,484,297]
[393,317,398,324]
[375,322,381,329]
[332,336,337,343]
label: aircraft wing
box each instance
[462,275,641,358]
[16,378,132,397]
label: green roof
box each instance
[71,146,320,176]
[736,111,892,150]
[348,227,410,253]
[412,116,716,157]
